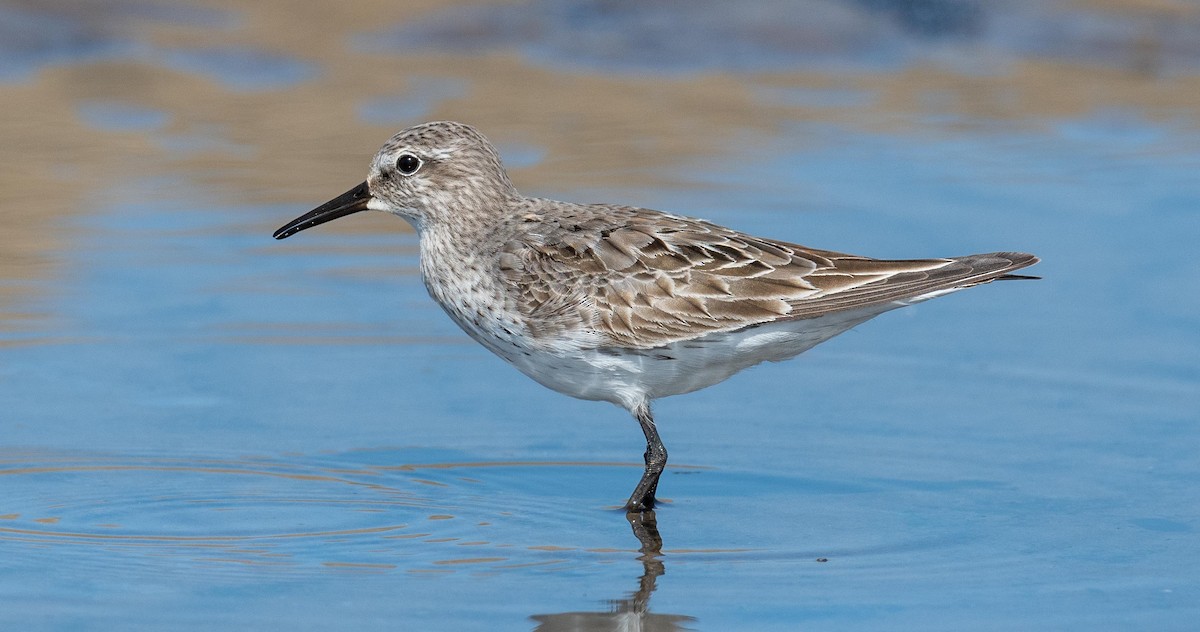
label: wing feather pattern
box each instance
[498,204,1038,349]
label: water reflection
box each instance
[531,511,696,632]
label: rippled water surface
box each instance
[1,1,1198,629]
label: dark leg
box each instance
[625,403,667,513]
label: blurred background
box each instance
[1,0,1197,630]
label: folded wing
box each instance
[498,205,1038,349]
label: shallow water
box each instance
[1,0,1198,629]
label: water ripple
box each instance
[0,451,743,578]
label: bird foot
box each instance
[624,491,658,514]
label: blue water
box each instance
[1,1,1198,630]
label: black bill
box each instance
[273,181,372,240]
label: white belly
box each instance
[499,302,902,411]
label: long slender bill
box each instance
[273,181,373,240]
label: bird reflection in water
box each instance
[530,510,696,631]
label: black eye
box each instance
[396,154,421,175]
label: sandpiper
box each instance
[274,121,1038,512]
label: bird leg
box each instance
[625,403,667,513]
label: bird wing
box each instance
[497,205,1038,349]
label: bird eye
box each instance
[395,154,421,175]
